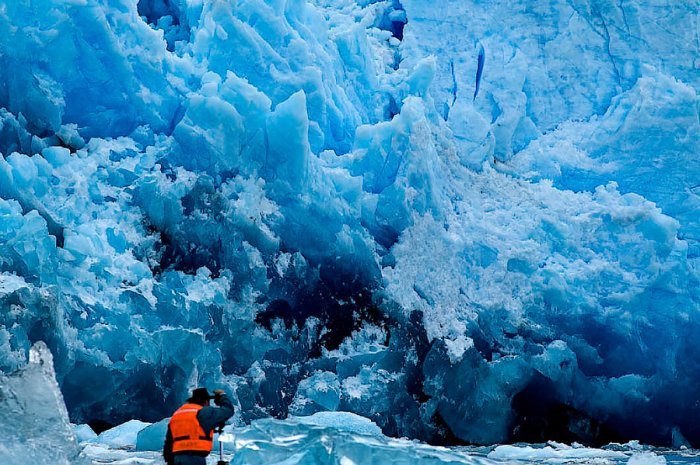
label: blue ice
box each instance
[0,0,698,451]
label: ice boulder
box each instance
[136,417,169,452]
[72,424,97,443]
[628,452,667,465]
[289,371,341,415]
[488,444,626,462]
[225,414,466,465]
[292,411,382,436]
[91,419,150,448]
[0,342,88,465]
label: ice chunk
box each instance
[80,442,162,464]
[488,444,626,461]
[223,414,483,465]
[92,419,151,448]
[289,371,341,415]
[0,155,64,247]
[292,411,382,436]
[628,452,667,465]
[0,342,88,465]
[135,418,169,452]
[264,91,311,192]
[73,424,98,443]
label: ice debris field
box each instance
[0,0,699,462]
[6,343,700,465]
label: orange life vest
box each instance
[169,403,213,454]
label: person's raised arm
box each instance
[197,389,234,433]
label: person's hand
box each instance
[213,389,225,405]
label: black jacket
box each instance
[163,394,235,465]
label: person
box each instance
[163,387,235,465]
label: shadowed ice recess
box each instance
[0,0,699,456]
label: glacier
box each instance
[0,0,699,452]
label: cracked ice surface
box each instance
[401,0,699,166]
[0,0,699,449]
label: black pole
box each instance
[216,425,228,465]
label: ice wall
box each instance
[400,0,699,167]
[0,0,698,449]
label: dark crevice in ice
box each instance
[87,419,115,435]
[389,20,405,42]
[137,0,190,52]
[592,6,624,89]
[511,373,625,446]
[256,271,387,356]
[618,0,631,35]
[144,220,222,279]
[450,59,458,105]
[166,102,187,136]
[378,1,407,42]
[473,43,485,101]
[443,60,458,121]
[384,96,400,121]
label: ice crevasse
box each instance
[0,0,699,448]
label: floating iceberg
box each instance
[0,0,698,450]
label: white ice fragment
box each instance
[292,411,382,436]
[92,420,151,448]
[488,444,627,461]
[628,452,667,465]
[218,433,236,443]
[444,336,474,364]
[73,423,98,443]
[0,273,29,296]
